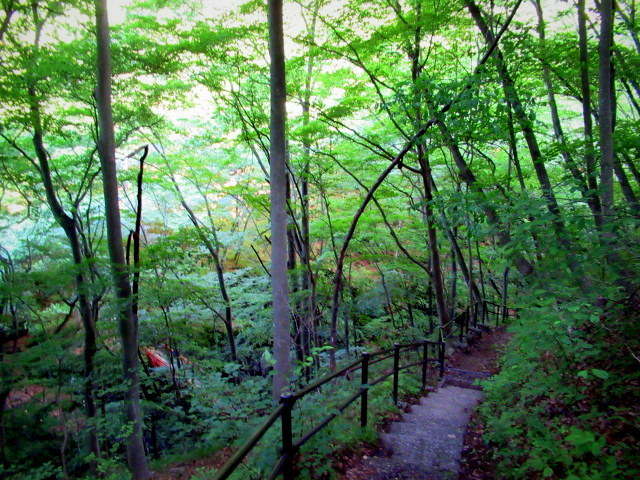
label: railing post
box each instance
[392,343,400,406]
[360,352,370,427]
[280,393,295,480]
[421,340,428,389]
[465,306,470,336]
[471,301,477,328]
[438,340,445,378]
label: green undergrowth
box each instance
[479,285,640,480]
[216,355,429,480]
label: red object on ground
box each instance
[145,348,169,368]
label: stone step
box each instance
[405,405,475,424]
[444,367,491,378]
[419,385,484,404]
[404,406,462,422]
[379,432,463,472]
[364,455,457,480]
[440,376,483,390]
[388,420,468,439]
[359,376,485,480]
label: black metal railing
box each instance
[448,300,513,343]
[211,339,445,480]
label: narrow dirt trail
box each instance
[340,327,510,480]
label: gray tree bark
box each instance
[24,7,100,467]
[269,0,291,401]
[578,0,603,227]
[535,0,599,225]
[599,0,615,230]
[465,0,588,290]
[94,1,151,478]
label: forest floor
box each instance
[337,327,511,480]
[152,447,232,480]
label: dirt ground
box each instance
[447,327,511,375]
[455,327,511,480]
[152,447,232,480]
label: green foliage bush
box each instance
[479,286,640,480]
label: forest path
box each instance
[340,327,510,480]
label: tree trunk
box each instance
[448,228,458,321]
[417,144,451,336]
[466,0,587,288]
[578,0,602,227]
[269,0,291,401]
[535,0,599,224]
[166,173,237,361]
[443,207,482,304]
[621,151,640,188]
[94,1,150,478]
[505,99,544,262]
[300,0,322,371]
[613,158,640,215]
[130,146,148,322]
[433,114,534,276]
[599,0,615,230]
[506,99,526,191]
[0,387,6,464]
[287,172,305,365]
[27,89,100,468]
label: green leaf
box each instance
[566,428,595,446]
[591,369,609,380]
[543,466,553,477]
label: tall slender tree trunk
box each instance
[621,151,640,188]
[466,0,588,288]
[613,159,640,215]
[129,146,147,323]
[578,0,603,227]
[433,113,534,276]
[165,172,238,361]
[300,0,322,371]
[448,227,458,321]
[506,100,526,191]
[94,1,150,478]
[27,90,100,468]
[407,4,449,336]
[0,387,8,468]
[269,0,291,401]
[417,144,451,335]
[24,8,100,466]
[599,0,615,231]
[501,267,509,322]
[436,192,482,304]
[535,0,599,224]
[466,1,560,224]
[286,174,304,365]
